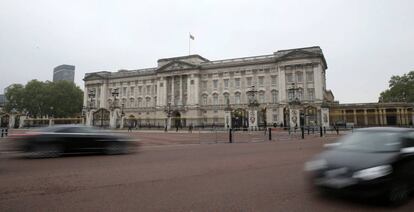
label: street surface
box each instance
[1,132,413,211]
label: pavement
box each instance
[0,133,413,211]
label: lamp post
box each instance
[164,102,172,131]
[287,83,302,130]
[246,86,260,130]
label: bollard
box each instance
[268,128,272,141]
[301,127,305,139]
[5,128,8,136]
[336,127,339,135]
[288,127,291,135]
[323,127,326,135]
[320,126,323,137]
[229,128,233,143]
[1,128,3,137]
[307,127,310,135]
[312,127,315,134]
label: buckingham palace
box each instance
[83,46,333,129]
[83,46,413,129]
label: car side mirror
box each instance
[324,142,340,148]
[401,147,414,154]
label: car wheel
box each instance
[388,182,409,206]
[105,142,125,155]
[27,144,62,159]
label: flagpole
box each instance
[188,33,191,55]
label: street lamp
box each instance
[164,102,172,131]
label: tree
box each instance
[4,80,83,118]
[379,71,414,103]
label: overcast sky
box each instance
[0,0,413,103]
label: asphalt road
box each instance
[1,136,413,212]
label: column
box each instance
[364,109,368,126]
[179,75,183,106]
[187,76,191,105]
[171,76,175,105]
[101,83,108,108]
[353,109,357,125]
[383,109,387,125]
[375,109,379,125]
[83,85,88,107]
[396,108,401,125]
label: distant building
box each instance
[0,94,5,108]
[53,65,75,82]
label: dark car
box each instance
[11,125,137,158]
[305,127,414,205]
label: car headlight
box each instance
[352,165,392,180]
[305,159,327,171]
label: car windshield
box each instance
[336,131,402,152]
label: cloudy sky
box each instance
[0,0,413,103]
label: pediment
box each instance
[157,61,197,72]
[83,73,105,81]
[279,50,319,60]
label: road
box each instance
[1,135,413,211]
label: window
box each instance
[271,75,278,86]
[297,89,303,100]
[202,81,207,89]
[235,78,240,88]
[130,87,134,96]
[202,94,208,105]
[308,88,315,101]
[130,99,134,108]
[273,114,278,122]
[224,93,230,104]
[190,80,194,85]
[138,86,142,94]
[213,80,218,89]
[307,71,314,82]
[160,82,163,87]
[154,97,157,106]
[224,79,229,88]
[146,85,151,95]
[235,92,241,104]
[145,97,151,107]
[259,91,265,103]
[286,73,293,83]
[137,98,142,107]
[288,90,295,101]
[213,94,219,105]
[258,76,264,87]
[247,77,252,86]
[272,90,278,103]
[123,87,127,96]
[296,72,303,83]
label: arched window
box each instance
[137,98,142,108]
[271,90,279,103]
[213,94,219,105]
[223,93,230,104]
[258,91,265,103]
[202,94,208,105]
[145,97,151,107]
[234,92,241,104]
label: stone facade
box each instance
[83,46,332,129]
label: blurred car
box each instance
[305,127,414,205]
[10,125,137,158]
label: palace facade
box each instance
[82,46,413,129]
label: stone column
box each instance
[364,109,368,126]
[179,75,183,106]
[101,82,108,108]
[171,76,175,105]
[8,114,16,129]
[289,108,300,129]
[375,109,379,125]
[396,108,401,125]
[83,85,88,107]
[19,116,27,128]
[383,109,387,125]
[353,109,357,125]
